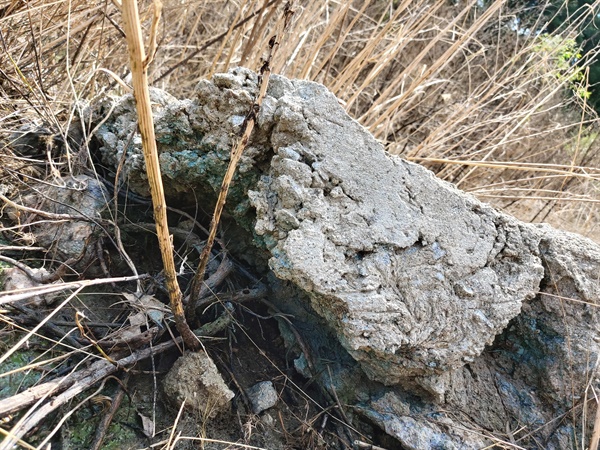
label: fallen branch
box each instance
[9,303,83,349]
[0,274,146,305]
[0,193,91,222]
[0,246,45,252]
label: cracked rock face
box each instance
[91,69,546,383]
[249,74,545,384]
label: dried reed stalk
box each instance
[590,403,600,450]
[121,0,199,350]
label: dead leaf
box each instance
[123,293,168,327]
[138,411,155,437]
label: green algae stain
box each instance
[63,397,141,450]
[159,143,261,222]
[0,349,43,400]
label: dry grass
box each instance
[1,0,600,448]
[0,0,599,240]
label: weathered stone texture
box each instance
[91,67,600,448]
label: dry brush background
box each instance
[1,0,599,239]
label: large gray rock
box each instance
[250,80,545,385]
[89,67,600,448]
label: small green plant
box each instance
[534,34,591,100]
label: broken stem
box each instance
[120,0,199,350]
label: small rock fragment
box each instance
[2,267,55,307]
[163,352,234,418]
[246,381,278,414]
[4,175,108,272]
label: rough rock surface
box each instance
[90,67,600,448]
[163,352,234,418]
[250,87,546,385]
[2,267,55,307]
[246,381,278,414]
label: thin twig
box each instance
[0,274,146,305]
[166,399,186,449]
[144,0,162,68]
[187,1,295,318]
[9,303,83,349]
[0,254,75,283]
[0,193,90,222]
[0,245,45,251]
[196,283,267,315]
[589,399,600,450]
[353,440,388,450]
[89,373,131,450]
[0,255,46,281]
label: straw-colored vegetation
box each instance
[1,0,599,237]
[1,0,599,448]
